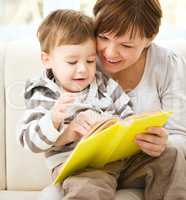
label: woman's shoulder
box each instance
[150,43,179,62]
[148,43,185,73]
[148,43,186,93]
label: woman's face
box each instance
[96,30,152,74]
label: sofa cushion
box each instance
[0,42,6,190]
[0,191,39,200]
[0,189,143,200]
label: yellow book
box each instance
[54,111,172,184]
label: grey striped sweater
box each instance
[17,70,133,170]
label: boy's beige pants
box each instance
[39,146,186,200]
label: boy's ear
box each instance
[41,51,53,69]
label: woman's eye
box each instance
[98,35,108,40]
[67,61,77,65]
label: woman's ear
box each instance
[41,51,53,69]
[145,34,157,47]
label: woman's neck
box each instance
[112,48,148,92]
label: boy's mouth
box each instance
[72,78,87,82]
[73,78,86,80]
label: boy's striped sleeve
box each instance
[17,81,62,153]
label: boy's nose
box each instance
[77,63,88,74]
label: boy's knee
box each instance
[62,170,117,199]
[63,170,116,188]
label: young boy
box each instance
[17,9,186,200]
[17,9,133,200]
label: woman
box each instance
[91,0,186,198]
[93,0,186,157]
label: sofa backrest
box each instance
[3,39,50,191]
[0,38,186,191]
[156,39,186,57]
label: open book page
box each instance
[87,117,119,136]
[54,111,172,185]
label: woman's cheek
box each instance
[97,39,107,52]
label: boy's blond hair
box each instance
[37,9,95,54]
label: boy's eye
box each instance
[67,61,77,65]
[121,44,133,49]
[87,60,96,64]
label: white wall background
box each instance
[0,0,186,41]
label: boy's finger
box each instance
[58,103,76,112]
[61,96,76,103]
[75,126,89,137]
[62,93,79,101]
[55,98,74,107]
[74,117,91,131]
[81,121,91,132]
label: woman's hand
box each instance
[135,127,168,157]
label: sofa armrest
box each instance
[0,41,6,190]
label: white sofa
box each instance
[0,38,186,200]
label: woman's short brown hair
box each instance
[93,0,162,39]
[37,9,95,54]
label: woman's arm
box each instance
[136,53,186,157]
[159,54,186,156]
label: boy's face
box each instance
[42,39,96,92]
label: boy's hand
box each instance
[54,112,95,147]
[73,110,112,138]
[51,94,75,130]
[55,109,109,147]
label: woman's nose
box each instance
[104,43,119,58]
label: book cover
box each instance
[54,111,172,184]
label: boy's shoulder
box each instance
[24,70,60,100]
[95,70,121,92]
